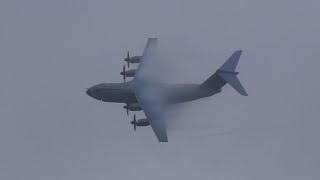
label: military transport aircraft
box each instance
[86,38,248,142]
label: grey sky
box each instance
[0,0,319,179]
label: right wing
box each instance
[134,38,168,142]
[135,87,168,142]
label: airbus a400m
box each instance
[86,38,248,142]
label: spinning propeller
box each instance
[121,65,126,82]
[124,51,130,68]
[124,101,129,116]
[131,114,137,131]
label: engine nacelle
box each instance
[123,103,142,111]
[129,56,141,63]
[132,118,149,126]
[131,114,149,131]
[120,69,136,77]
[124,52,141,68]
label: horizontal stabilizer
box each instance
[217,72,248,96]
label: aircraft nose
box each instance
[86,88,93,97]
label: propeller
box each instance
[121,65,126,82]
[123,98,130,116]
[123,104,129,116]
[130,114,137,131]
[126,106,129,116]
[124,51,130,68]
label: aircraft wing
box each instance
[134,38,168,142]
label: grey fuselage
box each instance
[86,80,221,104]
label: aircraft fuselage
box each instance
[86,80,221,104]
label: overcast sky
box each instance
[0,0,319,180]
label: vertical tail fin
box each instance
[219,50,242,72]
[202,50,248,96]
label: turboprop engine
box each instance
[124,51,141,68]
[131,114,150,131]
[120,65,136,81]
[123,103,142,115]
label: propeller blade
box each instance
[134,114,136,131]
[124,102,130,116]
[122,65,126,82]
[124,51,130,68]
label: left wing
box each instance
[134,38,168,142]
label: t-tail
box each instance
[201,50,248,96]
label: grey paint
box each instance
[87,38,248,143]
[86,75,221,104]
[86,46,246,142]
[0,0,319,180]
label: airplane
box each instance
[86,38,248,142]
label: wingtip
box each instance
[158,136,168,143]
[148,38,158,41]
[235,50,243,55]
[241,88,248,96]
[239,88,248,96]
[159,137,168,143]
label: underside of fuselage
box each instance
[86,81,219,105]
